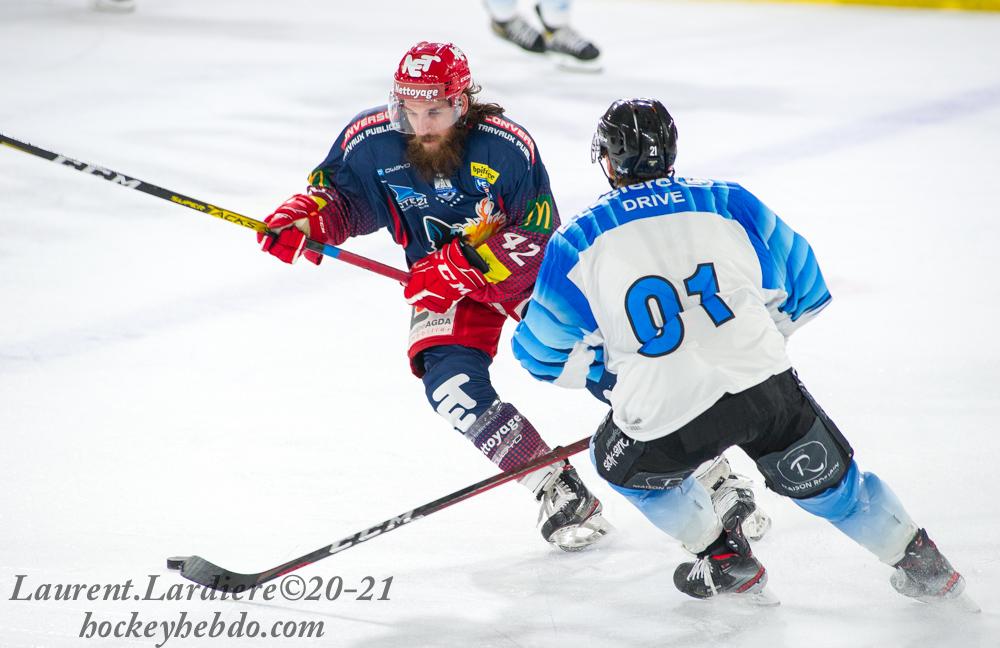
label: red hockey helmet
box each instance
[389,41,472,134]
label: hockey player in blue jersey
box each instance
[255,41,611,551]
[512,98,972,606]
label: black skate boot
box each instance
[673,506,778,605]
[537,463,611,552]
[490,15,546,54]
[890,529,975,610]
[534,4,601,69]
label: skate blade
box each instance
[726,573,780,607]
[905,589,981,613]
[930,592,981,614]
[709,587,781,607]
[903,578,981,613]
[549,516,614,552]
[549,53,603,74]
[744,587,781,607]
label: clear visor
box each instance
[388,91,464,135]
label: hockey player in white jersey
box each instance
[512,98,972,607]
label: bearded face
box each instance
[398,97,469,180]
[406,124,468,180]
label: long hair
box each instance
[404,82,506,181]
[462,82,504,126]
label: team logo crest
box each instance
[465,198,505,245]
[434,175,457,201]
[420,198,506,252]
[423,216,461,251]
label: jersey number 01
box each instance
[625,262,735,357]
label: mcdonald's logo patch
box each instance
[523,195,554,234]
[309,169,332,188]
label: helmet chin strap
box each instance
[597,155,676,189]
[599,156,618,189]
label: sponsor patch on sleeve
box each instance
[470,162,500,185]
[309,169,330,187]
[522,195,554,234]
[475,243,512,284]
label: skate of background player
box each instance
[1,1,998,646]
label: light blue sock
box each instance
[590,439,722,552]
[794,461,918,564]
[537,0,571,28]
[484,0,517,22]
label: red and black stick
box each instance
[166,436,591,591]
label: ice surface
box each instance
[2,1,999,646]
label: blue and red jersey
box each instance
[307,106,559,309]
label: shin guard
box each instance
[464,401,555,490]
[794,461,918,564]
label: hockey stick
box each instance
[166,435,592,592]
[0,133,410,283]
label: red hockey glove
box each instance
[258,193,332,265]
[404,238,489,313]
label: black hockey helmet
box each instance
[591,98,678,186]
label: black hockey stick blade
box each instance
[167,554,303,591]
[168,435,592,591]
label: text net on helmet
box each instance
[388,41,473,135]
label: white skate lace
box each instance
[549,27,590,54]
[504,17,542,48]
[712,486,743,516]
[537,475,577,523]
[687,558,717,595]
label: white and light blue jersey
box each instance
[512,176,830,441]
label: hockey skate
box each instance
[537,463,612,552]
[695,456,772,542]
[535,5,601,71]
[673,498,779,605]
[490,15,546,54]
[890,528,979,612]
